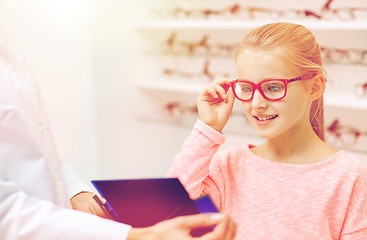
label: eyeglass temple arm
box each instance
[289,74,317,83]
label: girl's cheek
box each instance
[241,103,252,118]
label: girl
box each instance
[167,22,367,239]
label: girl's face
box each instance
[235,49,312,140]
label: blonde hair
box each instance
[235,22,326,141]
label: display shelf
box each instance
[324,94,367,111]
[134,19,367,31]
[136,114,261,138]
[136,80,205,93]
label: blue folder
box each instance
[91,178,218,236]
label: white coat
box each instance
[0,41,131,239]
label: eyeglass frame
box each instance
[356,82,367,97]
[326,119,367,146]
[230,74,315,102]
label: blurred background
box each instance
[0,0,366,184]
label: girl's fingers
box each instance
[203,78,232,101]
[212,84,227,100]
[226,88,235,105]
[206,87,218,99]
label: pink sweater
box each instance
[167,120,367,240]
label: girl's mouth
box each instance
[254,115,278,121]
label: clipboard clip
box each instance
[93,195,120,221]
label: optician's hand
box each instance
[197,78,235,132]
[127,213,237,240]
[70,191,107,218]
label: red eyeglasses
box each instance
[230,74,315,101]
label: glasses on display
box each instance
[163,101,251,129]
[233,0,367,21]
[321,0,367,20]
[152,4,241,20]
[152,0,367,21]
[321,47,367,65]
[164,32,236,56]
[164,33,367,66]
[165,32,210,55]
[163,59,231,83]
[356,83,367,97]
[326,119,367,147]
[163,101,198,121]
[230,74,315,102]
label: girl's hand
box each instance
[197,78,235,132]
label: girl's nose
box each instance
[251,89,268,109]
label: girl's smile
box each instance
[253,114,279,126]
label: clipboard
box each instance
[91,178,218,236]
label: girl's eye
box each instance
[268,85,282,91]
[264,82,284,92]
[242,86,252,92]
[238,83,252,92]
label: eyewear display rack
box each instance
[133,0,367,158]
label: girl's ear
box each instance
[309,74,326,101]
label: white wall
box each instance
[0,0,99,182]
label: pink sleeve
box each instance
[167,120,226,209]
[341,164,367,239]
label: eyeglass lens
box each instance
[234,80,286,101]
